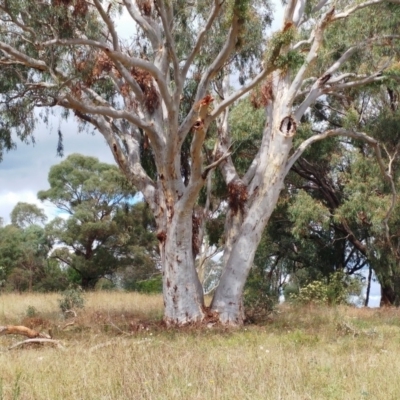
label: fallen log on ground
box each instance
[0,325,50,339]
[8,338,65,351]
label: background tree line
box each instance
[0,154,160,293]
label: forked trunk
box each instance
[161,212,205,325]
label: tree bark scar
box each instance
[193,119,204,130]
[279,116,297,137]
[319,73,331,86]
[156,230,167,242]
[167,279,171,288]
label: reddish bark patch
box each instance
[228,181,248,215]
[194,94,214,110]
[156,231,167,243]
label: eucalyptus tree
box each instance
[0,210,55,292]
[39,153,158,289]
[11,202,47,229]
[1,0,400,324]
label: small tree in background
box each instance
[41,154,158,289]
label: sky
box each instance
[0,2,382,306]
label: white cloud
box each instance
[0,190,62,225]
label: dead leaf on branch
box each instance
[137,0,152,16]
[131,67,159,113]
[228,181,248,215]
[250,78,273,109]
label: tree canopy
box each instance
[39,153,158,289]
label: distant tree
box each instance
[0,220,64,292]
[11,202,47,229]
[40,154,158,289]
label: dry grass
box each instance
[1,293,400,399]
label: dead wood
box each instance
[61,321,75,330]
[0,325,51,339]
[8,338,65,351]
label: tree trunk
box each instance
[161,211,205,326]
[380,274,400,307]
[81,275,98,290]
[212,116,294,324]
[380,283,395,306]
[365,265,372,307]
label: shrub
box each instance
[243,267,278,322]
[289,271,363,305]
[58,287,85,314]
[26,305,38,318]
[130,275,162,293]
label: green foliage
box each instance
[25,305,38,318]
[289,271,363,306]
[244,266,278,322]
[11,202,47,229]
[289,190,330,239]
[0,222,55,292]
[40,154,158,289]
[126,275,163,294]
[58,287,85,314]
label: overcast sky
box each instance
[0,115,115,224]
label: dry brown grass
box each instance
[1,292,400,399]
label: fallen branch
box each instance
[0,325,50,339]
[61,321,75,330]
[8,338,65,351]
[64,309,77,318]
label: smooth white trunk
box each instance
[212,113,294,324]
[161,211,205,326]
[211,185,284,324]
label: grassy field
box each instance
[1,292,400,399]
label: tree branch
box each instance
[60,94,156,138]
[154,0,181,92]
[93,0,120,51]
[0,41,46,70]
[287,7,335,107]
[285,129,388,178]
[333,0,391,21]
[179,13,241,139]
[123,0,161,50]
[181,0,224,82]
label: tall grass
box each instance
[1,292,400,399]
